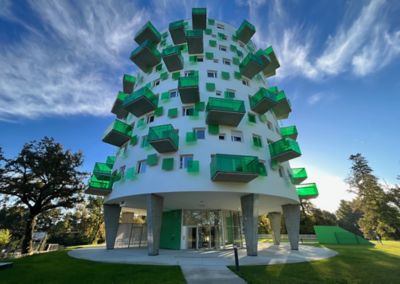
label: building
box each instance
[86,8,319,256]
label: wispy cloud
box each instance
[307,93,323,105]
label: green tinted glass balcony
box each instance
[148,124,179,153]
[206,97,246,127]
[130,40,161,73]
[269,138,301,162]
[239,53,266,79]
[123,86,158,117]
[271,89,291,119]
[262,46,280,78]
[162,46,184,72]
[280,125,298,140]
[291,168,307,185]
[86,175,113,196]
[235,20,255,44]
[192,8,207,30]
[169,20,186,44]
[123,74,136,94]
[93,162,113,180]
[178,72,199,103]
[106,155,116,165]
[102,120,132,147]
[134,21,161,45]
[249,87,278,114]
[210,154,259,182]
[296,183,318,199]
[111,92,129,119]
[185,30,203,54]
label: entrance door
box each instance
[186,227,197,249]
[198,226,217,249]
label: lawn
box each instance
[230,241,400,284]
[0,247,185,284]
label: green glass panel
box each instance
[252,136,262,147]
[93,162,113,176]
[210,154,259,177]
[124,86,158,112]
[237,50,243,57]
[195,101,205,111]
[230,44,237,52]
[137,118,146,129]
[209,39,217,47]
[258,162,267,176]
[208,124,219,135]
[160,72,168,80]
[172,72,180,80]
[271,160,279,170]
[206,97,245,113]
[106,156,116,165]
[218,32,227,40]
[291,167,307,183]
[125,167,136,180]
[89,175,113,190]
[147,153,159,166]
[205,28,212,35]
[148,124,179,149]
[103,120,132,137]
[134,21,161,45]
[206,82,216,92]
[280,125,298,138]
[178,71,199,88]
[234,71,241,80]
[187,160,200,173]
[224,90,235,99]
[189,55,197,63]
[208,19,215,25]
[248,113,256,123]
[161,92,170,101]
[156,63,163,72]
[269,138,301,160]
[205,52,214,60]
[296,183,319,199]
[141,135,149,148]
[168,107,178,118]
[221,71,230,80]
[233,57,240,65]
[162,158,174,171]
[186,131,197,143]
[155,106,164,117]
[130,135,138,146]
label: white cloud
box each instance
[307,93,322,105]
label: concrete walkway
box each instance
[69,243,337,283]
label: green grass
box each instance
[230,241,400,284]
[0,248,185,284]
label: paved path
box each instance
[69,243,337,283]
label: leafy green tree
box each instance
[299,200,337,234]
[336,200,363,235]
[0,137,86,254]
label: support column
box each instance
[104,204,121,250]
[240,194,259,256]
[282,204,300,250]
[146,194,164,256]
[268,212,282,245]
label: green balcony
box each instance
[106,155,116,165]
[86,176,113,196]
[249,87,278,114]
[210,154,259,182]
[291,168,308,185]
[280,125,298,140]
[262,46,280,78]
[162,46,184,72]
[123,86,158,117]
[235,20,255,44]
[192,8,207,30]
[185,30,203,54]
[134,21,161,45]
[206,97,246,127]
[169,20,186,44]
[102,120,132,147]
[296,183,318,199]
[271,88,291,119]
[269,138,301,162]
[130,40,161,73]
[93,162,113,180]
[239,53,266,79]
[111,92,129,119]
[123,74,136,94]
[148,124,179,153]
[178,72,200,103]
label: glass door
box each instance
[186,227,197,249]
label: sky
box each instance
[0,0,399,212]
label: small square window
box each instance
[137,160,147,174]
[180,155,193,169]
[219,45,227,52]
[153,79,160,87]
[197,56,204,62]
[218,134,226,140]
[216,90,222,96]
[242,79,249,86]
[252,134,262,147]
[185,70,195,77]
[147,114,155,124]
[224,90,235,99]
[194,128,206,139]
[207,70,218,78]
[278,166,284,178]
[217,23,224,29]
[223,58,231,65]
[267,120,273,130]
[231,130,243,142]
[169,89,178,98]
[183,106,195,116]
[213,59,219,63]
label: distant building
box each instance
[87,8,318,256]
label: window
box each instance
[194,128,206,139]
[196,56,204,62]
[225,89,235,99]
[231,130,243,142]
[216,90,222,96]
[278,166,284,178]
[218,134,226,140]
[211,34,216,38]
[141,135,149,148]
[207,70,217,78]
[153,79,160,87]
[267,120,273,130]
[137,160,147,174]
[252,134,262,147]
[242,79,249,86]
[267,139,274,145]
[223,58,231,65]
[219,45,227,52]
[185,70,195,77]
[169,89,178,98]
[180,155,193,169]
[182,106,195,116]
[217,23,224,29]
[146,113,155,124]
[213,59,219,63]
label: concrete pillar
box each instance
[282,204,301,250]
[268,212,282,245]
[146,194,164,256]
[240,194,259,256]
[104,204,121,250]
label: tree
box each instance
[336,199,363,235]
[0,137,86,254]
[0,229,11,248]
[299,200,337,234]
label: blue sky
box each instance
[0,0,399,212]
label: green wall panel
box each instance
[160,210,182,249]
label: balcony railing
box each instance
[169,20,186,45]
[262,46,280,78]
[235,20,255,44]
[134,21,161,45]
[192,8,207,30]
[93,162,113,180]
[123,74,136,94]
[210,154,259,182]
[206,97,246,127]
[123,86,158,117]
[102,120,132,147]
[130,40,161,73]
[269,138,301,162]
[280,125,298,140]
[185,29,203,54]
[162,46,184,72]
[86,175,113,196]
[111,92,129,119]
[271,89,291,119]
[249,87,277,114]
[296,183,319,199]
[239,53,267,79]
[148,124,179,153]
[291,168,307,184]
[178,72,200,103]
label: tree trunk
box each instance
[21,214,37,255]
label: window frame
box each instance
[231,130,243,142]
[179,154,194,169]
